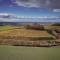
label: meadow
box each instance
[0,45,60,60]
[0,25,16,31]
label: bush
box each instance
[25,24,44,30]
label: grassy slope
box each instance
[0,26,53,38]
[0,26,15,31]
[44,26,60,30]
[0,46,60,60]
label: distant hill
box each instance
[0,22,22,26]
[0,22,57,26]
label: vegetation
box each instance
[0,25,60,47]
[25,24,44,30]
[0,46,60,60]
[51,23,60,26]
[0,25,16,31]
[0,23,60,60]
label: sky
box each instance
[0,0,60,22]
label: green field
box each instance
[0,46,60,60]
[0,26,15,31]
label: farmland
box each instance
[0,25,56,46]
[0,24,60,46]
[0,28,53,38]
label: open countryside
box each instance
[0,22,60,60]
[0,23,60,46]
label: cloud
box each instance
[11,0,60,9]
[0,13,60,22]
[0,13,18,18]
[53,9,60,12]
[0,13,19,22]
[12,0,50,8]
[0,0,60,9]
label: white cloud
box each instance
[0,13,18,18]
[0,13,60,22]
[0,13,19,22]
[53,9,60,12]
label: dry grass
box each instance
[0,29,53,38]
[44,26,60,30]
[0,26,57,46]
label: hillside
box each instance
[0,25,59,47]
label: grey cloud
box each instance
[12,0,60,9]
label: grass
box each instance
[0,25,56,38]
[0,28,53,38]
[0,25,60,60]
[0,45,60,60]
[0,25,54,40]
[0,25,16,31]
[0,25,56,46]
[44,26,60,30]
